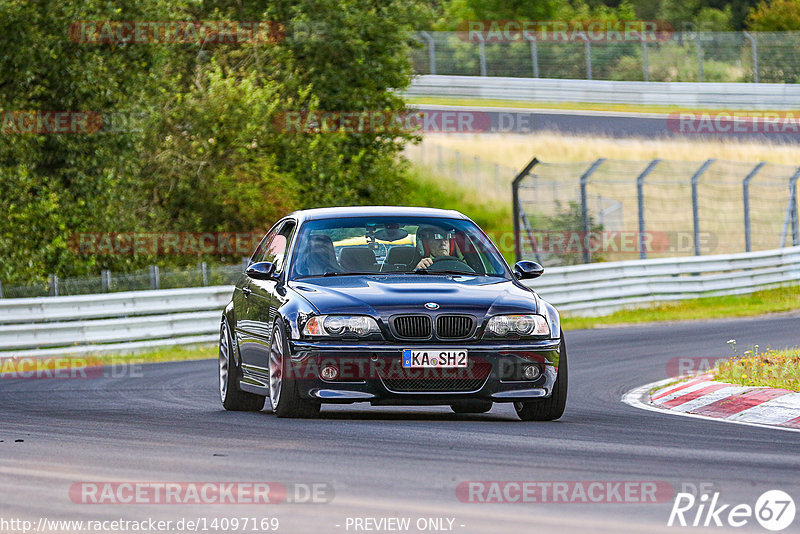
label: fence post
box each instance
[0,280,3,299]
[780,168,800,248]
[792,170,800,247]
[201,262,208,286]
[455,150,462,180]
[479,41,487,76]
[636,159,661,259]
[742,162,766,252]
[149,265,160,290]
[101,269,110,292]
[474,155,480,183]
[49,274,59,297]
[579,158,606,263]
[641,38,649,82]
[584,38,592,80]
[419,31,436,75]
[691,159,715,256]
[242,256,250,271]
[529,38,539,78]
[695,34,704,82]
[512,157,540,263]
[743,31,758,83]
[494,163,500,186]
[437,145,443,173]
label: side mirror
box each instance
[513,261,544,280]
[246,261,276,280]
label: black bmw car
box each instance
[218,206,567,421]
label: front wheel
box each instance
[219,318,265,412]
[514,333,568,421]
[269,320,321,418]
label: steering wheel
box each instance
[429,255,475,273]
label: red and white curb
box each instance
[623,374,800,433]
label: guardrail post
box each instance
[49,274,59,296]
[479,41,487,76]
[512,157,540,263]
[529,38,539,77]
[149,265,160,290]
[743,31,758,83]
[579,158,606,263]
[641,38,649,82]
[419,31,436,75]
[101,269,111,292]
[637,159,661,259]
[201,262,208,286]
[743,162,765,252]
[691,159,715,256]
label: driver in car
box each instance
[415,226,456,270]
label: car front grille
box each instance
[380,360,491,393]
[392,315,432,339]
[436,315,474,339]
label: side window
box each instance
[250,230,276,266]
[262,221,296,273]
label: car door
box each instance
[240,220,296,376]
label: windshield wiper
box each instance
[298,271,381,278]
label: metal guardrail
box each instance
[1,246,798,357]
[527,245,800,316]
[406,75,800,109]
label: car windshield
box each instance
[290,216,509,279]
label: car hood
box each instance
[287,274,539,318]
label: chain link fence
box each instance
[412,31,800,83]
[0,261,246,299]
[514,158,800,266]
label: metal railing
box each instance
[411,31,800,84]
[2,246,798,357]
[513,157,800,266]
[405,75,800,109]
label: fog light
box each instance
[321,365,339,380]
[523,365,541,380]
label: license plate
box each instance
[402,349,468,368]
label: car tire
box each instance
[269,319,321,419]
[514,333,568,421]
[219,318,266,412]
[450,400,493,414]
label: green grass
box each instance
[406,96,799,115]
[714,347,800,391]
[561,284,800,330]
[74,344,217,366]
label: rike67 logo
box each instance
[668,489,795,531]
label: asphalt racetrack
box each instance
[2,315,799,533]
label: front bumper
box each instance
[286,339,561,405]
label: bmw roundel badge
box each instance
[424,302,439,310]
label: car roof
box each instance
[286,206,469,223]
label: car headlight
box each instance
[485,314,550,338]
[303,315,380,337]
